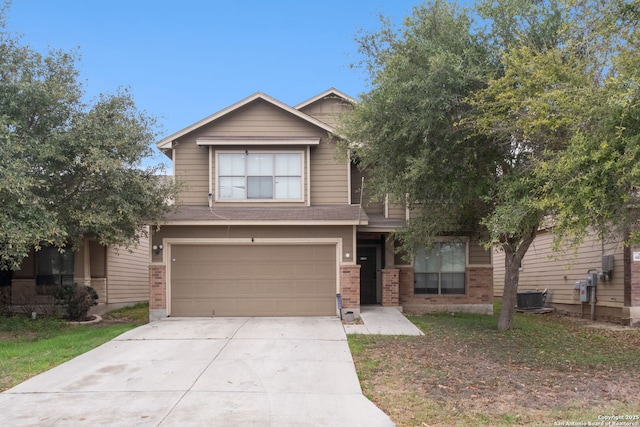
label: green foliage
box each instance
[54,283,98,321]
[101,302,149,323]
[0,314,67,340]
[0,4,180,269]
[0,303,148,391]
[340,0,640,329]
[339,0,497,250]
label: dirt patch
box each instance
[350,314,640,426]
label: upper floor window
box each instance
[414,242,466,295]
[218,152,302,200]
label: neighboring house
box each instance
[149,89,493,320]
[3,234,150,315]
[493,229,640,326]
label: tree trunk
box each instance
[497,227,538,331]
[498,244,520,331]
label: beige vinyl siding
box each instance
[198,100,322,137]
[351,164,383,213]
[153,225,354,263]
[469,238,491,265]
[174,138,209,206]
[298,97,352,127]
[493,230,625,308]
[310,139,348,205]
[105,230,150,304]
[174,99,348,206]
[387,200,406,220]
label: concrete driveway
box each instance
[0,317,394,426]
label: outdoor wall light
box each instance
[345,252,351,259]
[153,244,163,255]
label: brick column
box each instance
[382,268,400,306]
[467,266,493,304]
[340,264,360,310]
[149,264,166,311]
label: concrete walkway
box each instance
[0,317,394,426]
[343,306,424,336]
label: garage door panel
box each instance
[171,244,336,317]
[172,297,336,317]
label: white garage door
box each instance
[170,244,337,316]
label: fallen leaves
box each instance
[350,313,640,426]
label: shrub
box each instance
[54,283,98,321]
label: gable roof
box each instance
[294,87,356,110]
[157,92,336,150]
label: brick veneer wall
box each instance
[399,266,493,313]
[340,264,360,309]
[149,264,166,311]
[382,269,399,306]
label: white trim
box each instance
[405,193,410,221]
[163,237,342,245]
[208,146,213,208]
[156,219,365,226]
[347,154,352,205]
[294,88,356,110]
[197,137,320,146]
[356,226,398,233]
[306,146,311,206]
[214,150,305,203]
[163,237,342,316]
[384,194,389,219]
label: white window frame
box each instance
[414,241,467,295]
[215,150,305,202]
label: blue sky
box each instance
[4,0,419,170]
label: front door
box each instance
[358,246,378,304]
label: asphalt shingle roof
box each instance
[159,205,369,224]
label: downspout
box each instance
[591,283,596,321]
[358,176,364,225]
[208,146,213,208]
[588,268,598,321]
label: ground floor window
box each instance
[36,246,74,295]
[414,242,466,295]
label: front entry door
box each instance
[358,246,378,304]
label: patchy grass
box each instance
[0,303,148,392]
[348,307,640,427]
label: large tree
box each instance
[338,0,640,330]
[0,5,179,270]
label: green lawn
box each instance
[0,303,148,392]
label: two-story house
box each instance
[148,89,493,321]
